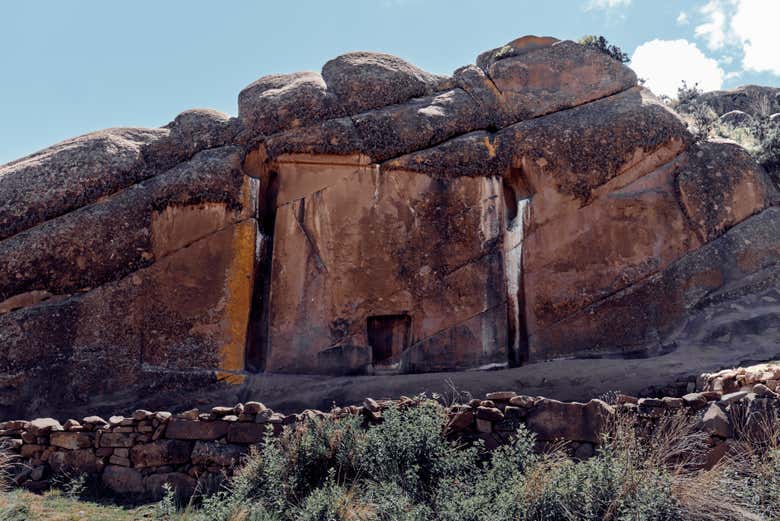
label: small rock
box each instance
[682,393,708,410]
[63,419,82,431]
[508,395,536,408]
[109,454,132,467]
[244,401,267,414]
[485,391,516,401]
[132,410,153,421]
[753,383,777,398]
[154,411,172,422]
[615,394,638,405]
[446,410,474,431]
[574,442,594,460]
[28,418,64,436]
[30,466,45,481]
[82,416,109,428]
[720,391,749,404]
[108,416,124,427]
[662,397,683,409]
[476,418,492,433]
[50,431,94,450]
[211,406,234,416]
[702,403,732,438]
[476,406,504,422]
[103,465,144,495]
[638,398,664,408]
[177,409,199,421]
[363,397,380,412]
[254,410,273,424]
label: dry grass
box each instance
[0,488,156,521]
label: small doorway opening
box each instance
[367,314,411,366]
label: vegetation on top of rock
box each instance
[578,35,630,63]
[674,81,780,189]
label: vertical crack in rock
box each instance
[245,170,279,372]
[501,165,533,366]
[294,197,329,274]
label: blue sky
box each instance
[1,0,778,165]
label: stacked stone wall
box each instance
[2,363,778,499]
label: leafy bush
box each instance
[155,402,780,521]
[578,35,630,63]
[674,81,718,142]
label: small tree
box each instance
[674,81,716,142]
[578,35,630,63]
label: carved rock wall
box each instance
[0,35,777,418]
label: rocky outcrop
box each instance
[697,85,780,117]
[0,35,777,418]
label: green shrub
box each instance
[578,35,630,63]
[358,401,479,502]
[154,403,780,521]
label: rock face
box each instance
[698,85,780,117]
[0,35,778,418]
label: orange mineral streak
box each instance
[218,219,257,374]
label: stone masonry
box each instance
[1,363,778,499]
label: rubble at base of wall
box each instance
[1,363,779,499]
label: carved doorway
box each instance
[367,314,411,366]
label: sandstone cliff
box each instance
[0,36,777,419]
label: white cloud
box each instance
[690,0,780,76]
[694,0,730,50]
[731,0,780,75]
[585,0,631,10]
[676,12,689,25]
[631,39,725,98]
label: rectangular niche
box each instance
[367,314,411,366]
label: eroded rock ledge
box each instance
[0,35,778,419]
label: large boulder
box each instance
[719,110,753,128]
[0,146,255,305]
[472,36,637,126]
[261,87,488,163]
[534,207,780,356]
[322,51,443,114]
[697,85,780,117]
[238,72,342,138]
[676,140,772,242]
[0,128,167,241]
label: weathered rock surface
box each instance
[0,146,255,303]
[0,128,168,241]
[238,72,342,138]
[676,140,771,242]
[322,51,443,114]
[475,38,637,126]
[698,85,780,117]
[0,34,777,418]
[525,399,614,443]
[719,110,753,127]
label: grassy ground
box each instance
[0,488,155,521]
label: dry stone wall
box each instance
[2,363,779,499]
